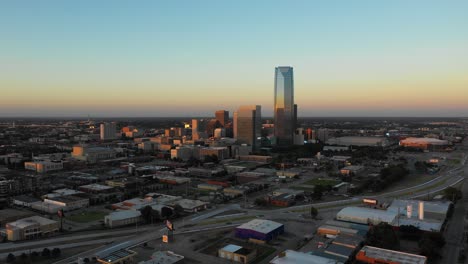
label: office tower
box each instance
[274,66,295,146]
[192,119,207,140]
[234,105,261,149]
[100,122,117,140]
[215,110,229,127]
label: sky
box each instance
[1,0,467,117]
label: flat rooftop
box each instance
[358,246,427,264]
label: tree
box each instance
[83,257,90,263]
[444,187,462,202]
[6,253,15,263]
[366,223,399,250]
[140,205,153,223]
[254,198,268,206]
[20,253,28,264]
[41,248,51,258]
[312,185,324,200]
[310,207,318,219]
[51,248,61,258]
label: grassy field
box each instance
[67,211,107,223]
[303,178,339,186]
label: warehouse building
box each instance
[356,246,427,264]
[105,210,142,228]
[139,251,184,264]
[235,219,284,242]
[218,244,256,264]
[327,136,390,147]
[336,207,398,225]
[270,250,340,264]
[399,137,449,151]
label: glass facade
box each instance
[274,66,295,146]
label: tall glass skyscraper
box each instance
[274,66,295,146]
[234,105,262,150]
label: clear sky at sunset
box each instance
[1,0,467,117]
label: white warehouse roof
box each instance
[236,219,283,234]
[270,250,340,264]
[336,207,397,225]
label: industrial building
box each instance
[105,210,142,228]
[399,137,449,151]
[139,251,184,264]
[5,216,59,241]
[326,136,390,147]
[270,250,339,264]
[235,219,284,242]
[356,246,427,264]
[336,207,398,225]
[218,244,256,264]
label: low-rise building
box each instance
[72,145,117,164]
[5,216,58,241]
[44,195,89,211]
[270,250,339,264]
[399,137,449,151]
[235,219,284,242]
[356,246,427,264]
[174,199,208,213]
[12,195,41,208]
[238,155,272,163]
[218,244,256,264]
[79,183,115,194]
[97,248,138,264]
[105,210,142,228]
[24,160,63,173]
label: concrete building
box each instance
[327,136,389,147]
[24,160,63,173]
[6,216,59,241]
[235,219,284,242]
[11,195,41,207]
[72,145,117,164]
[100,122,117,140]
[105,210,142,228]
[78,183,115,194]
[356,246,427,264]
[44,195,90,211]
[171,146,194,161]
[218,244,256,264]
[234,105,262,150]
[294,128,305,145]
[199,147,230,161]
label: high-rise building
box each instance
[274,66,295,146]
[215,110,229,127]
[234,105,261,149]
[100,122,117,140]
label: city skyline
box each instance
[1,1,468,117]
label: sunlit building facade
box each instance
[234,105,261,150]
[274,66,295,146]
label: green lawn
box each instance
[67,211,107,223]
[304,178,339,186]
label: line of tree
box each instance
[6,248,61,264]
